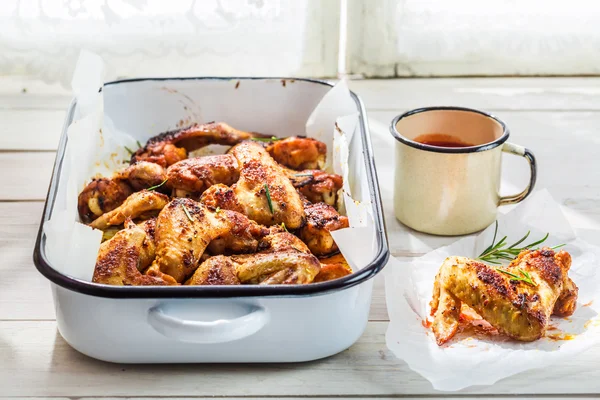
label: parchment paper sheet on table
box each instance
[385,189,600,391]
[43,51,374,282]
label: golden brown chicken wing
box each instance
[90,190,170,230]
[78,161,167,222]
[287,169,343,207]
[92,219,176,286]
[187,232,320,285]
[200,141,305,228]
[299,202,349,256]
[430,248,578,345]
[152,198,269,282]
[166,154,240,195]
[78,178,133,223]
[116,161,167,192]
[315,253,352,283]
[131,122,266,167]
[266,136,326,170]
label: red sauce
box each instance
[414,133,474,148]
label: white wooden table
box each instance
[1,76,600,399]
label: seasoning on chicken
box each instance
[78,161,167,223]
[299,202,349,256]
[92,219,176,286]
[287,169,343,206]
[90,190,170,230]
[78,178,133,223]
[151,198,269,283]
[266,136,326,170]
[82,123,352,287]
[166,154,240,195]
[131,122,267,167]
[201,141,305,229]
[430,248,578,345]
[186,232,321,285]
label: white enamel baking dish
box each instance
[33,78,389,363]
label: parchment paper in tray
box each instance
[385,189,600,391]
[43,52,376,281]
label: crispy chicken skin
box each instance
[92,219,176,286]
[131,122,266,167]
[78,161,167,222]
[166,154,240,195]
[187,232,321,285]
[287,169,343,207]
[116,161,167,192]
[152,198,268,282]
[299,202,349,256]
[430,248,578,345]
[83,125,354,287]
[315,253,352,283]
[90,190,170,230]
[266,136,326,170]
[78,178,133,223]
[202,141,305,228]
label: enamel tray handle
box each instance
[499,142,537,206]
[148,304,269,344]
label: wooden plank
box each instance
[0,76,71,110]
[349,78,600,111]
[0,201,388,321]
[368,111,600,255]
[0,202,55,321]
[0,152,56,201]
[5,76,600,112]
[0,109,65,150]
[3,320,600,397]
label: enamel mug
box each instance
[391,107,536,236]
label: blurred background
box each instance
[2,0,600,86]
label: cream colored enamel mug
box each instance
[391,107,536,236]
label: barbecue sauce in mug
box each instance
[414,133,474,148]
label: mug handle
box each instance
[499,142,537,206]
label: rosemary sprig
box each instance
[124,145,135,155]
[477,221,565,264]
[264,184,274,214]
[496,268,537,286]
[251,136,280,142]
[147,178,168,191]
[182,204,194,222]
[136,140,143,149]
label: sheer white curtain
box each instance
[347,0,600,77]
[0,0,340,85]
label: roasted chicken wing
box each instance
[152,197,268,282]
[131,122,266,167]
[116,161,167,192]
[200,141,305,228]
[266,136,326,170]
[287,169,343,206]
[166,154,240,195]
[92,219,176,286]
[315,253,352,282]
[90,190,170,230]
[187,232,321,285]
[430,248,578,345]
[78,178,133,223]
[78,161,167,222]
[299,202,348,256]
